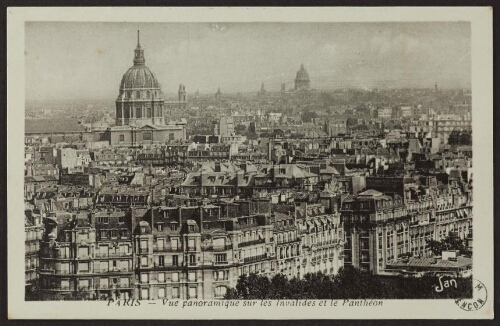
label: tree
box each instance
[235,124,247,135]
[427,232,472,257]
[25,282,42,301]
[301,110,317,123]
[224,266,472,300]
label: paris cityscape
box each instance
[24,22,473,301]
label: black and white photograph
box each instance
[7,7,493,319]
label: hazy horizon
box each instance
[26,22,471,101]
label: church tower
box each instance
[116,31,165,127]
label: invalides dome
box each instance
[115,31,165,127]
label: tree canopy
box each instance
[427,232,472,257]
[225,265,471,300]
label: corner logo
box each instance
[455,279,487,311]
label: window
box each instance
[169,133,175,141]
[147,108,152,118]
[78,279,89,290]
[157,239,164,250]
[215,254,227,263]
[159,256,165,267]
[158,287,165,298]
[158,273,165,282]
[78,262,89,273]
[78,247,89,258]
[143,132,152,141]
[172,287,179,299]
[100,278,109,289]
[189,254,196,266]
[172,255,178,266]
[100,261,109,272]
[188,272,196,282]
[120,260,128,271]
[189,287,197,299]
[136,91,141,99]
[171,224,178,231]
[141,256,148,267]
[120,277,129,288]
[172,272,179,282]
[60,262,70,274]
[188,239,195,250]
[140,273,149,283]
[100,230,108,239]
[157,224,163,232]
[119,245,128,255]
[136,107,142,118]
[141,240,148,250]
[61,279,70,290]
[214,286,227,298]
[119,134,125,142]
[141,288,149,300]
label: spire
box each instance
[133,30,145,66]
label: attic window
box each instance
[189,225,195,232]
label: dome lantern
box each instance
[133,30,145,66]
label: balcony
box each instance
[214,260,229,266]
[203,244,233,251]
[239,238,265,248]
[153,246,182,252]
[95,252,132,258]
[139,248,149,254]
[243,254,267,264]
[39,269,55,274]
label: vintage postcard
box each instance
[7,7,493,319]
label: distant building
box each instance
[377,107,393,120]
[215,116,235,137]
[215,87,222,101]
[294,64,311,91]
[400,106,413,117]
[111,31,186,145]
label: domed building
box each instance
[109,32,187,146]
[294,64,311,91]
[115,32,165,127]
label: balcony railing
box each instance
[153,246,182,252]
[203,244,233,251]
[95,252,132,258]
[214,260,229,266]
[243,254,267,263]
[239,238,265,247]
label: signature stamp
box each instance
[454,279,488,311]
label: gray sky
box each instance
[25,22,471,100]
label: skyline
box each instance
[26,22,471,101]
